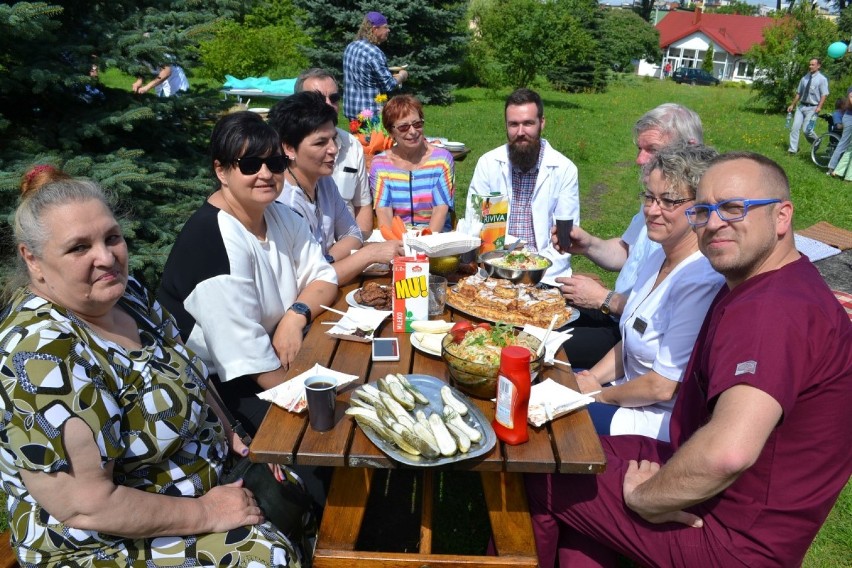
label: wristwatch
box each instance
[288,302,312,325]
[324,253,335,264]
[600,291,615,315]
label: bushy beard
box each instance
[508,137,541,172]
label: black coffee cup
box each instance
[305,376,337,432]
[556,218,573,251]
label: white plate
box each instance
[346,286,391,310]
[443,141,465,150]
[410,333,443,357]
[248,107,270,114]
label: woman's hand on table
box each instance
[201,479,266,531]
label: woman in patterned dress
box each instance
[370,95,455,233]
[0,167,302,567]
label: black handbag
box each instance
[212,389,319,560]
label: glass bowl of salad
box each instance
[479,249,552,285]
[441,322,543,399]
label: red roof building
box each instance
[639,8,778,82]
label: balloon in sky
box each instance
[827,41,847,59]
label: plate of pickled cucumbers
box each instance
[346,373,497,467]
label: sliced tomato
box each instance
[474,323,491,331]
[450,320,473,343]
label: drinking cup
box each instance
[428,275,448,316]
[304,376,337,432]
[555,218,574,251]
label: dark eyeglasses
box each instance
[236,155,287,175]
[326,92,341,104]
[685,198,781,227]
[393,119,425,133]
[638,191,693,211]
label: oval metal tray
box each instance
[354,374,496,467]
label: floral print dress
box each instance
[0,279,301,567]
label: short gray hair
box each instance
[633,103,704,147]
[295,68,338,93]
[644,144,718,199]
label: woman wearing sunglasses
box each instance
[269,91,403,285]
[158,111,338,435]
[371,95,455,233]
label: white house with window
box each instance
[637,8,777,83]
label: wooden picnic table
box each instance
[251,275,606,567]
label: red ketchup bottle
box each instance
[492,345,531,445]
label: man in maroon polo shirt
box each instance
[525,151,852,567]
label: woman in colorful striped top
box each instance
[371,95,455,232]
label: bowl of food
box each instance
[479,249,552,285]
[441,322,543,399]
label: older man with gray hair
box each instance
[555,103,703,368]
[295,68,374,236]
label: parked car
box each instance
[672,67,720,86]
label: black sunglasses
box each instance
[236,155,287,175]
[327,92,341,104]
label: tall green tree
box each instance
[469,0,610,92]
[702,44,715,74]
[708,1,759,16]
[747,6,837,110]
[293,0,468,104]
[0,1,246,289]
[598,8,661,73]
[197,0,311,81]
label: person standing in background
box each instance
[295,68,374,236]
[343,11,408,120]
[786,58,828,154]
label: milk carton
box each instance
[392,254,429,332]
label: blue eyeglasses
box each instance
[685,198,781,227]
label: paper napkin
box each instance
[405,231,480,257]
[257,363,359,413]
[326,306,392,343]
[528,378,596,427]
[522,324,573,364]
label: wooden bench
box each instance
[0,531,18,568]
[314,468,538,567]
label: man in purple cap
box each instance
[343,11,409,120]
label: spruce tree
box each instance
[0,0,247,289]
[294,0,468,104]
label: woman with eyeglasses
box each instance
[573,145,725,442]
[158,111,338,435]
[268,91,403,285]
[371,95,455,233]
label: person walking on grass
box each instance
[787,58,828,154]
